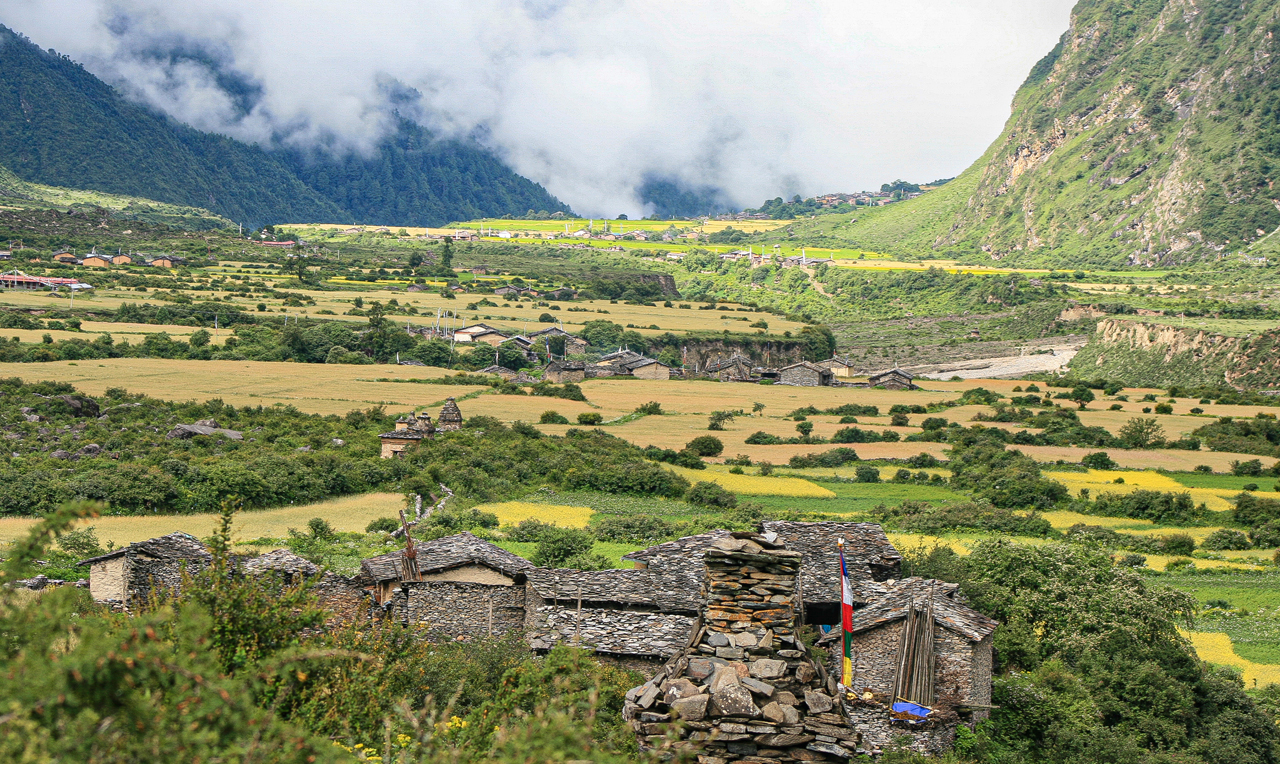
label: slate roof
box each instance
[622,530,732,612]
[525,567,656,607]
[818,577,998,643]
[598,349,645,366]
[761,521,902,605]
[527,605,696,658]
[622,357,665,371]
[438,398,463,426]
[244,549,319,578]
[869,368,915,381]
[80,532,212,566]
[360,532,533,583]
[545,360,585,372]
[478,365,518,377]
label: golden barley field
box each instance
[663,465,836,498]
[0,492,406,548]
[1182,631,1280,686]
[1044,469,1280,512]
[473,501,593,528]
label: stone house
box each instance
[761,521,902,625]
[868,369,918,390]
[626,357,671,380]
[80,532,212,606]
[377,412,435,458]
[543,360,586,383]
[478,364,520,381]
[525,568,697,674]
[817,578,997,755]
[703,353,755,381]
[778,361,834,387]
[528,326,588,356]
[816,356,856,378]
[362,531,532,608]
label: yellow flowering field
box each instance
[1040,510,1154,531]
[664,465,836,498]
[1182,631,1280,685]
[475,501,594,528]
[1044,470,1279,512]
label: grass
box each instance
[744,481,966,516]
[490,539,641,568]
[1043,468,1280,512]
[1171,473,1280,492]
[664,464,836,498]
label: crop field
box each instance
[663,464,836,497]
[474,500,594,528]
[0,492,406,548]
[1181,631,1280,685]
[1044,469,1280,513]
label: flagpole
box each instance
[838,537,853,689]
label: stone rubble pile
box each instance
[625,532,859,762]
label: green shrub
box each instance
[540,410,570,424]
[576,412,603,425]
[673,448,707,469]
[686,481,738,509]
[745,431,783,445]
[591,515,676,544]
[686,435,725,457]
[788,448,860,468]
[1233,459,1265,477]
[854,465,881,483]
[1201,529,1251,551]
[1081,451,1118,470]
[634,401,662,415]
[1159,533,1196,556]
[532,526,595,567]
[365,517,401,534]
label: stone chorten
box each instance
[625,531,858,762]
[437,397,463,431]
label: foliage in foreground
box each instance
[0,501,645,762]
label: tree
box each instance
[1068,385,1095,409]
[686,435,724,456]
[796,420,814,439]
[708,410,736,431]
[686,481,737,508]
[797,325,837,362]
[532,526,594,567]
[188,329,211,348]
[1118,417,1165,448]
[408,252,423,270]
[440,237,454,271]
[752,402,765,416]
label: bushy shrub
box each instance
[745,431,783,445]
[1233,492,1280,528]
[591,515,676,544]
[788,447,860,468]
[1160,533,1196,556]
[877,500,1054,537]
[685,435,725,457]
[365,517,401,534]
[1233,459,1265,477]
[920,417,949,431]
[634,401,662,415]
[1201,529,1251,551]
[532,526,595,567]
[686,481,738,509]
[854,465,881,483]
[890,412,910,427]
[540,410,570,424]
[576,412,603,425]
[507,518,553,542]
[1081,451,1118,470]
[905,452,941,468]
[673,448,707,469]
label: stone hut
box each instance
[817,578,997,755]
[622,530,733,612]
[704,354,755,381]
[80,532,212,607]
[868,369,918,390]
[243,548,319,585]
[762,521,902,625]
[478,364,520,381]
[365,532,533,637]
[626,357,672,380]
[624,532,859,761]
[815,357,856,378]
[378,411,435,458]
[525,568,697,674]
[528,326,588,356]
[437,397,464,431]
[544,360,586,383]
[778,361,834,387]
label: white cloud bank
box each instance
[1,0,1075,217]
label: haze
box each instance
[2,0,1076,218]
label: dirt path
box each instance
[911,344,1082,379]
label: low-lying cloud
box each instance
[2,0,1075,217]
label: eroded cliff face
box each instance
[1070,318,1280,389]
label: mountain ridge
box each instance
[0,25,570,229]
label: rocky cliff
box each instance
[833,0,1280,267]
[1069,317,1280,388]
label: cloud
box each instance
[1,0,1075,217]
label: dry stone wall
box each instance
[391,581,526,638]
[624,533,859,762]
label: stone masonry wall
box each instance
[129,555,208,606]
[625,533,859,762]
[394,581,526,638]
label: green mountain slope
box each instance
[0,165,232,230]
[0,25,571,229]
[831,0,1280,267]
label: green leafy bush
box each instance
[686,481,738,509]
[540,410,570,424]
[685,435,724,457]
[576,412,603,425]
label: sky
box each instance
[2,0,1077,218]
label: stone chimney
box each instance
[625,532,858,762]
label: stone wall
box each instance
[632,363,671,380]
[393,581,526,638]
[130,554,208,606]
[624,534,857,762]
[313,572,369,626]
[780,367,821,387]
[89,557,126,603]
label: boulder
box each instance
[50,450,72,460]
[77,443,102,456]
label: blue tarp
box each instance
[892,701,932,723]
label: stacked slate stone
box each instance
[624,532,858,762]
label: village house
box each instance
[703,353,755,381]
[82,253,112,267]
[377,399,464,458]
[868,368,918,390]
[111,253,134,265]
[527,326,588,356]
[778,361,835,387]
[452,323,509,345]
[147,255,183,268]
[543,359,586,383]
[79,532,212,607]
[52,252,78,264]
[816,356,856,377]
[478,364,520,381]
[818,578,997,754]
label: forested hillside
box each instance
[827,0,1280,267]
[0,26,570,228]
